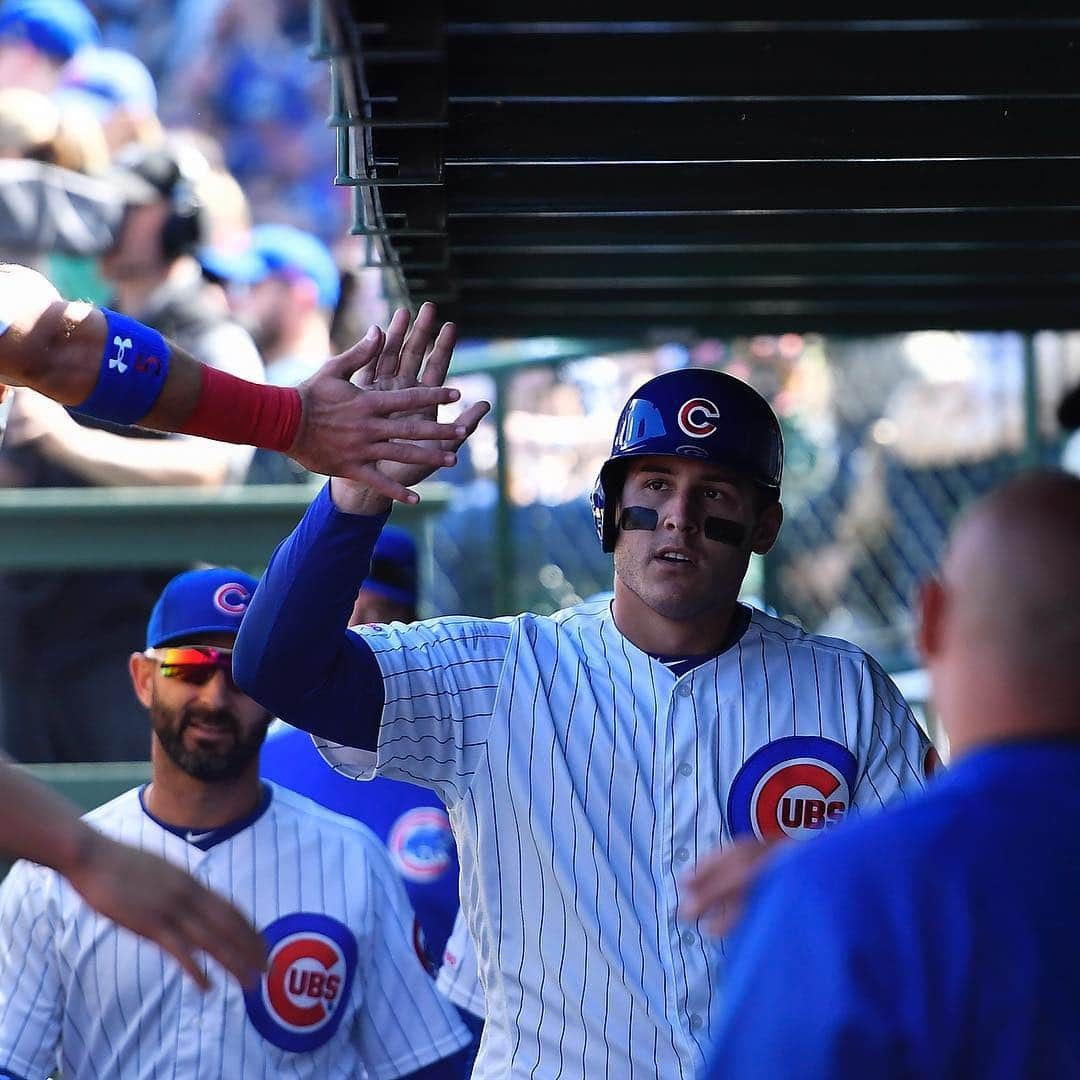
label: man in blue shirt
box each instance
[697,468,1080,1080]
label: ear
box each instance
[915,577,946,663]
[294,277,320,314]
[129,652,155,709]
[751,501,783,555]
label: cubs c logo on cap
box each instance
[676,397,721,438]
[245,913,357,1053]
[213,582,251,616]
[728,736,858,842]
[388,807,454,884]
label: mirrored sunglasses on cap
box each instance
[145,645,235,686]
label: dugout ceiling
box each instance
[318,7,1080,340]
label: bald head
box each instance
[921,469,1080,752]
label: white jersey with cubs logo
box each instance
[316,600,933,1079]
[0,783,468,1080]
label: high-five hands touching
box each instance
[328,303,492,514]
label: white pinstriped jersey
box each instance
[0,783,468,1080]
[317,600,933,1078]
[437,908,485,1019]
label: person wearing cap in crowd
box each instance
[0,565,472,1079]
[0,136,266,763]
[200,221,343,483]
[259,525,484,1075]
[0,0,97,93]
[54,44,163,153]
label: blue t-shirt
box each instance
[707,741,1080,1080]
[260,724,461,965]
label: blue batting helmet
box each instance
[591,368,784,552]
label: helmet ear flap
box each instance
[592,460,628,553]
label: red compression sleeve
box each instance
[178,365,302,452]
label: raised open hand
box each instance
[328,303,491,511]
[289,314,485,503]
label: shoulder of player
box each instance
[747,607,888,672]
[81,785,145,831]
[264,781,388,851]
[354,612,514,653]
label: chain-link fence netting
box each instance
[423,330,1080,677]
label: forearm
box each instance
[0,758,96,876]
[0,267,203,415]
[0,264,293,443]
[233,482,388,743]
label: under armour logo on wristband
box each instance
[73,310,170,425]
[110,336,132,373]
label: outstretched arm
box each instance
[234,304,489,738]
[0,265,469,502]
[0,760,265,991]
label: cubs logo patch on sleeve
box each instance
[245,913,358,1053]
[728,736,859,842]
[388,806,454,883]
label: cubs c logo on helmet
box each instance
[245,913,358,1053]
[728,736,858,842]
[676,397,721,438]
[213,582,251,616]
[388,807,455,884]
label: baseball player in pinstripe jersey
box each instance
[234,305,936,1078]
[0,566,469,1080]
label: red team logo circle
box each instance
[213,582,251,616]
[676,397,721,438]
[749,758,851,841]
[266,935,346,1031]
[245,913,358,1053]
[728,736,859,843]
[388,807,454,883]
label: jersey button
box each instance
[690,1014,704,1031]
[682,930,696,946]
[675,847,690,863]
[678,762,693,777]
[676,682,692,698]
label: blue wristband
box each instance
[71,308,170,425]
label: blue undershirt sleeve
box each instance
[233,482,388,751]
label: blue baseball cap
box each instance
[146,567,259,649]
[0,0,98,61]
[364,526,417,607]
[56,45,157,117]
[198,223,341,310]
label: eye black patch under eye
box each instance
[619,506,659,532]
[704,517,747,546]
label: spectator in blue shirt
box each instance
[697,468,1080,1080]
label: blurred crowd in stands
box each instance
[0,0,386,762]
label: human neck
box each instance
[144,744,262,831]
[936,658,1080,760]
[611,581,742,656]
